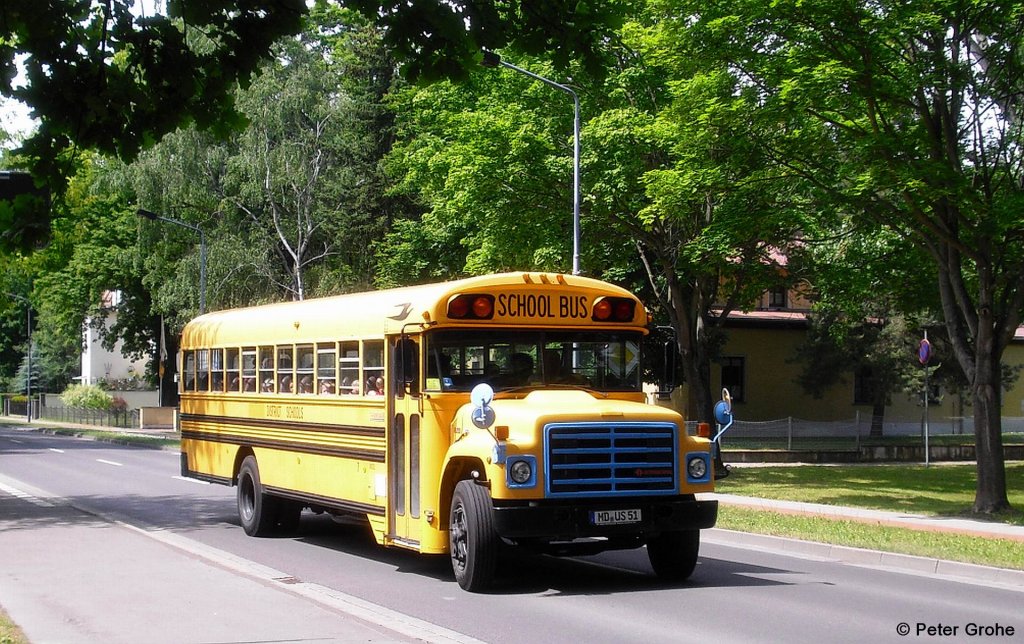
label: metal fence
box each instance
[685,414,1024,451]
[36,406,140,429]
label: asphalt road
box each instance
[1,425,1022,644]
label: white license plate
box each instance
[590,509,642,526]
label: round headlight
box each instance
[687,456,708,480]
[509,459,533,484]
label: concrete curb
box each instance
[706,528,1024,589]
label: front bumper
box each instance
[491,496,718,540]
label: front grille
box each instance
[545,422,677,497]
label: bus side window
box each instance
[210,348,225,392]
[278,346,294,393]
[259,346,275,393]
[339,341,359,394]
[316,343,336,395]
[363,340,384,397]
[393,337,419,397]
[183,350,196,392]
[296,345,314,393]
[226,348,240,392]
[197,349,210,391]
[242,348,257,392]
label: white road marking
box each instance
[48,448,64,453]
[0,480,55,508]
[97,459,123,467]
[172,475,210,485]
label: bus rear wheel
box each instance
[647,530,700,581]
[237,455,277,537]
[449,480,498,592]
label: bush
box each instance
[61,384,114,410]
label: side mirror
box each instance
[714,388,733,425]
[470,383,495,429]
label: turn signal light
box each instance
[447,294,495,320]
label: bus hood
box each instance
[452,388,683,442]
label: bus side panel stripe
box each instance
[181,429,386,463]
[179,413,385,437]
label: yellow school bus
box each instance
[178,272,717,590]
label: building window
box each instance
[854,367,875,405]
[720,356,745,403]
[768,287,787,309]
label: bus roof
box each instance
[180,272,646,349]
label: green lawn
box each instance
[713,462,1024,570]
[715,506,1024,570]
[716,462,1024,525]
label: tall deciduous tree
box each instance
[658,0,1024,512]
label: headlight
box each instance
[687,455,708,480]
[509,459,533,484]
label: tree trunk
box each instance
[971,345,1009,513]
[869,396,885,439]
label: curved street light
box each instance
[137,209,207,314]
[481,51,581,276]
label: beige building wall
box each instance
[709,325,1023,424]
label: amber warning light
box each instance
[591,297,636,322]
[447,294,495,319]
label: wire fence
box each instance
[1,397,141,429]
[686,414,1024,451]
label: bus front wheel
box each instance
[647,530,700,581]
[449,480,498,592]
[238,455,277,537]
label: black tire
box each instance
[647,530,700,581]
[237,455,277,537]
[449,479,499,592]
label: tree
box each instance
[1,0,623,254]
[1,0,306,251]
[660,0,1024,513]
[382,8,807,442]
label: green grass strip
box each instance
[717,463,1024,526]
[716,506,1024,571]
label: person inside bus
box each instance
[261,377,274,392]
[319,378,336,395]
[279,374,293,393]
[298,375,313,394]
[496,352,533,387]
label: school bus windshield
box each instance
[424,329,644,393]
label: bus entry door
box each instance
[388,336,421,548]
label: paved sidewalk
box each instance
[709,492,1024,542]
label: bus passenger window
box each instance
[340,342,359,394]
[242,348,257,392]
[211,349,224,392]
[363,340,384,397]
[226,348,240,392]
[317,343,337,395]
[258,347,274,393]
[278,347,294,392]
[183,351,196,392]
[197,349,210,391]
[296,345,314,394]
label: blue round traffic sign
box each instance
[918,338,932,365]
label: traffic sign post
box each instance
[918,334,931,466]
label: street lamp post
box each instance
[481,51,581,276]
[7,292,32,423]
[137,209,207,314]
